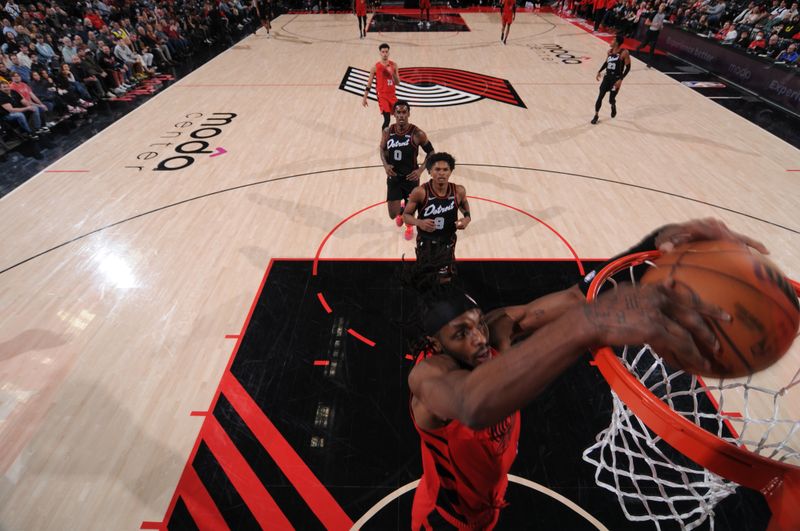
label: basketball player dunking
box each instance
[354,0,367,38]
[362,43,400,131]
[591,33,631,124]
[381,100,434,240]
[403,152,470,280]
[501,0,516,44]
[407,218,767,529]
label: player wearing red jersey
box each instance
[362,43,400,131]
[407,218,765,529]
[354,0,367,38]
[419,0,431,27]
[501,0,516,44]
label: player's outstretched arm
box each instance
[411,283,725,430]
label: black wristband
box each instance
[462,211,470,218]
[577,228,661,295]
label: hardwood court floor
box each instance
[0,10,798,530]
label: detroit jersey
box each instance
[605,50,623,78]
[416,181,459,241]
[384,123,420,177]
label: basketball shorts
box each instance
[415,235,458,277]
[386,173,418,201]
[502,11,513,24]
[378,93,397,114]
[420,0,431,8]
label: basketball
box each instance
[640,240,800,378]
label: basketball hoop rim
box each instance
[586,250,800,520]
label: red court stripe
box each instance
[221,372,353,530]
[347,328,376,347]
[203,416,293,530]
[317,292,333,313]
[788,169,800,172]
[314,360,330,366]
[313,200,385,275]
[225,334,240,339]
[190,411,209,416]
[139,521,164,529]
[179,467,229,531]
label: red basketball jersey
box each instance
[375,60,397,99]
[410,349,521,529]
[502,0,515,14]
[355,0,367,16]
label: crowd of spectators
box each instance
[1,0,270,153]
[567,0,799,65]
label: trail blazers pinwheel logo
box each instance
[340,66,526,108]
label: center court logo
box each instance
[339,66,526,108]
[528,43,588,64]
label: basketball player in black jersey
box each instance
[403,152,470,280]
[591,34,631,124]
[381,100,435,240]
[253,0,272,37]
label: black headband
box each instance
[422,292,479,336]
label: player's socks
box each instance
[611,104,617,118]
[404,225,414,240]
[591,114,599,124]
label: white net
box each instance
[581,261,800,531]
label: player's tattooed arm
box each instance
[403,186,433,230]
[380,128,397,176]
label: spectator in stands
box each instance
[56,62,94,105]
[745,4,768,24]
[33,34,55,65]
[32,68,84,114]
[775,42,798,61]
[69,54,106,100]
[2,18,16,38]
[2,30,19,54]
[705,0,726,25]
[747,30,767,51]
[0,79,43,138]
[113,36,147,79]
[763,33,784,56]
[778,13,799,36]
[60,36,77,63]
[8,53,30,83]
[714,20,734,40]
[4,1,20,21]
[8,71,50,127]
[98,44,129,92]
[735,28,752,47]
[734,1,756,23]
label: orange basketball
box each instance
[640,240,799,378]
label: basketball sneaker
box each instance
[404,225,414,240]
[611,105,617,118]
[395,214,404,227]
[591,114,599,124]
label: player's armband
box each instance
[421,141,434,154]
